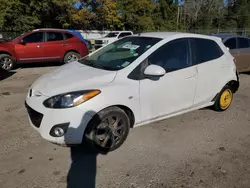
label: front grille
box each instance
[95,40,103,44]
[25,102,43,128]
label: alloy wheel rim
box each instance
[220,89,232,110]
[94,115,126,149]
[67,54,78,63]
[1,57,12,70]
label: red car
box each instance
[0,28,89,71]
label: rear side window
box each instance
[46,32,64,42]
[193,38,224,65]
[224,38,236,49]
[64,33,74,39]
[238,37,250,48]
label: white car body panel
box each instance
[139,66,198,123]
[25,32,238,145]
[31,62,117,96]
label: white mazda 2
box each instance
[25,32,239,153]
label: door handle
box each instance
[62,44,68,46]
[37,45,42,48]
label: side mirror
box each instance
[144,64,166,77]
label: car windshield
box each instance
[105,32,119,38]
[78,36,162,71]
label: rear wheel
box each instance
[213,85,233,111]
[84,107,130,153]
[0,54,14,71]
[63,52,80,64]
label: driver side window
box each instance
[22,32,44,43]
[148,38,191,73]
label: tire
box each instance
[84,107,130,153]
[213,85,233,111]
[63,52,81,64]
[0,54,14,71]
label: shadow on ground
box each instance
[0,70,16,81]
[15,61,62,69]
[66,111,108,188]
[67,145,98,188]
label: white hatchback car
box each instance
[25,32,239,153]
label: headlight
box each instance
[43,90,101,109]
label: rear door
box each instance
[15,32,45,62]
[42,31,66,61]
[236,37,250,72]
[192,38,225,106]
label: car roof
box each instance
[109,31,132,33]
[136,32,221,41]
[32,28,69,32]
[210,33,250,41]
[210,33,235,38]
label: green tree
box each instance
[228,0,250,30]
[152,0,178,31]
[118,0,155,32]
[2,0,40,31]
[31,0,77,29]
[1,0,76,32]
[95,0,123,30]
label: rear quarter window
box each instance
[193,38,224,65]
[64,33,74,39]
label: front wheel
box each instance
[84,107,130,153]
[213,85,233,111]
[63,52,81,64]
[0,54,14,71]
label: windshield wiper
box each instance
[79,59,118,71]
[91,63,119,71]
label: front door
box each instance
[15,32,45,62]
[139,38,198,123]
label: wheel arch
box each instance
[226,80,239,93]
[0,51,13,57]
[116,105,135,128]
[212,79,239,102]
[64,50,80,56]
[86,105,136,130]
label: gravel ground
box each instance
[0,65,250,188]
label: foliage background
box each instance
[1,0,250,34]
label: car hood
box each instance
[31,61,117,96]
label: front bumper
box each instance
[25,94,93,145]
